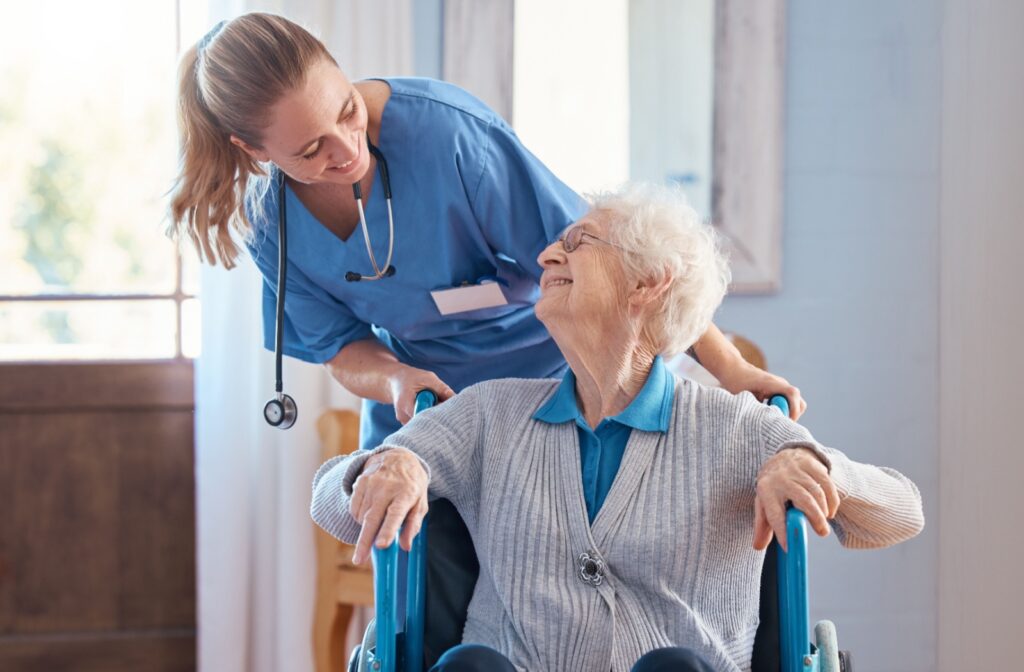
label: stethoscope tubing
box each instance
[271,135,395,403]
[275,171,288,395]
[351,138,395,281]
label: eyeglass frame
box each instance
[558,223,627,253]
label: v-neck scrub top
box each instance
[245,78,587,449]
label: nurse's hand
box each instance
[388,366,455,424]
[349,448,429,565]
[718,362,807,421]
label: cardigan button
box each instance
[577,551,605,587]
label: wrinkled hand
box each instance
[718,363,807,420]
[349,448,429,564]
[753,447,839,552]
[388,366,455,425]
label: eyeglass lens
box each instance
[563,226,583,252]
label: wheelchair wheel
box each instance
[348,645,361,672]
[814,620,841,672]
[357,618,377,672]
[839,649,853,671]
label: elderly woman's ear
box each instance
[628,272,674,310]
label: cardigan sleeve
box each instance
[310,385,485,544]
[758,402,925,550]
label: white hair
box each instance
[587,182,731,357]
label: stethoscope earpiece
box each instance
[264,393,298,429]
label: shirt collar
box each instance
[533,356,675,433]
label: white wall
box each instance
[938,1,1024,669]
[717,2,942,669]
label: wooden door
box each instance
[0,361,195,671]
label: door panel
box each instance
[0,362,195,670]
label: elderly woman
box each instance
[311,183,924,672]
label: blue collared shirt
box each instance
[533,356,675,523]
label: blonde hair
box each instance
[168,13,335,268]
[588,182,731,357]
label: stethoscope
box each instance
[263,135,396,429]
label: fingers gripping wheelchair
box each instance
[349,392,853,672]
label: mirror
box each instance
[629,0,715,220]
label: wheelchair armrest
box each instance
[778,507,811,672]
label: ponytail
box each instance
[168,14,335,268]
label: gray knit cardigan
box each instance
[311,377,924,672]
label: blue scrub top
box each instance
[246,78,587,449]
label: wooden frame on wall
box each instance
[447,0,787,293]
[712,0,787,293]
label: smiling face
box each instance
[535,210,632,343]
[230,59,372,186]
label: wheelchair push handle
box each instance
[371,388,438,672]
[769,394,790,418]
[414,389,437,415]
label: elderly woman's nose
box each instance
[537,239,566,267]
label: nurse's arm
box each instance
[691,323,807,420]
[324,338,455,424]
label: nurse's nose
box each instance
[537,237,567,268]
[329,132,360,163]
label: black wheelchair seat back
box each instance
[419,500,782,671]
[752,539,781,672]
[423,499,480,667]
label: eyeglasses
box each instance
[559,224,624,253]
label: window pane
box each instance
[0,301,177,360]
[0,2,179,296]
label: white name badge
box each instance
[430,282,509,316]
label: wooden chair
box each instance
[313,410,374,672]
[726,332,767,372]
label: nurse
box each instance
[169,12,806,450]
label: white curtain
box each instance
[195,3,414,671]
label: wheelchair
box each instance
[350,392,853,672]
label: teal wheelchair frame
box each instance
[352,392,852,672]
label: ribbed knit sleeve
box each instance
[310,385,484,545]
[758,402,925,549]
[373,384,485,514]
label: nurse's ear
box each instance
[230,135,271,163]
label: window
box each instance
[0,1,208,360]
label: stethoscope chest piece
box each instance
[264,393,297,429]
